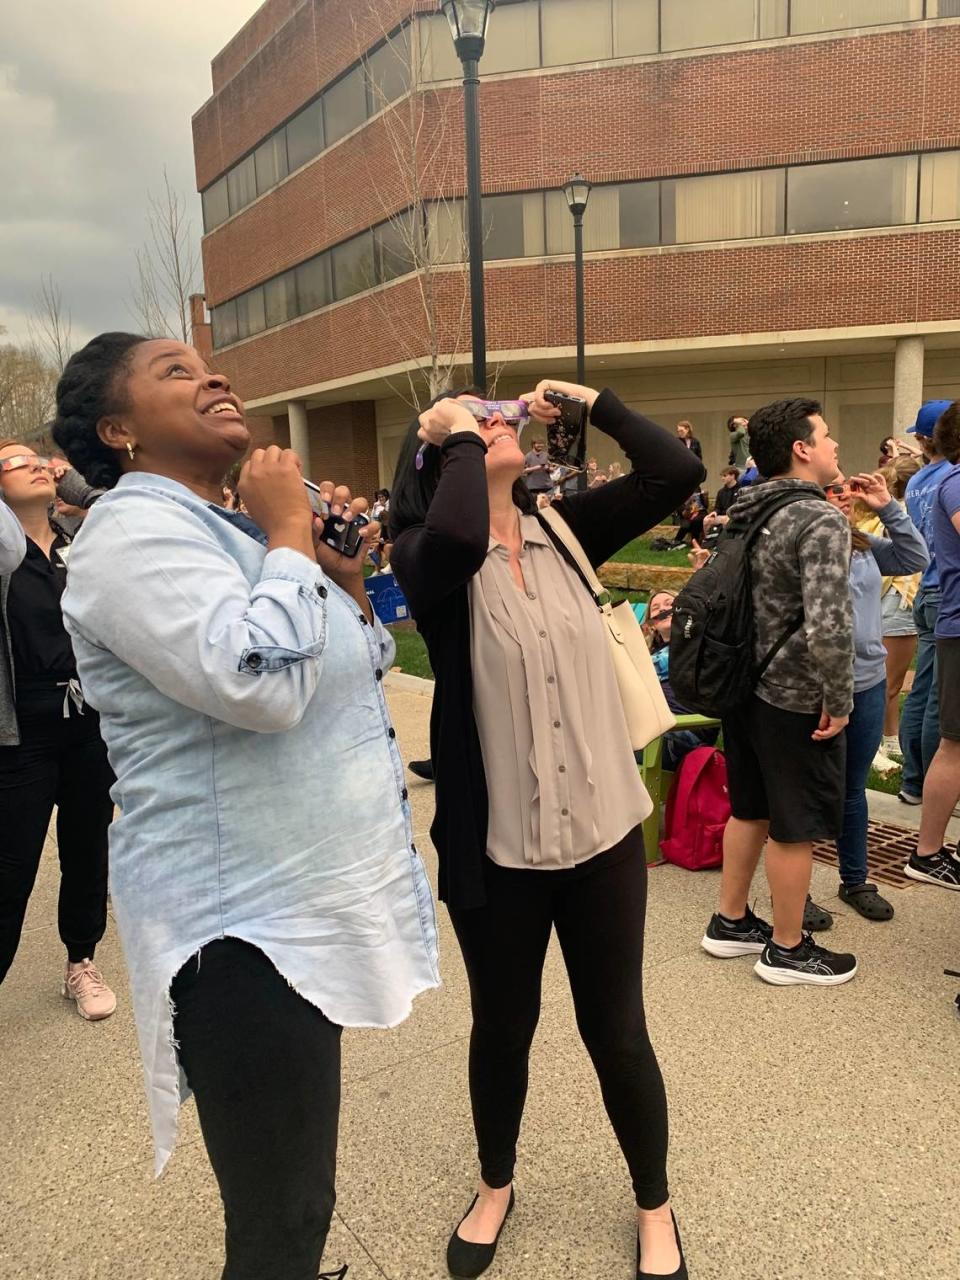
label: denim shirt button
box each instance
[246,653,262,669]
[317,584,328,599]
[388,728,396,739]
[375,668,383,681]
[402,787,409,801]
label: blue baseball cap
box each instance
[906,399,953,437]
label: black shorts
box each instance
[721,695,846,843]
[937,637,960,741]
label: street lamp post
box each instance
[441,0,494,392]
[563,173,592,386]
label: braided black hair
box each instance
[52,333,151,489]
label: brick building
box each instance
[193,0,960,491]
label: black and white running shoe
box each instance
[701,906,773,957]
[904,849,960,890]
[754,935,857,986]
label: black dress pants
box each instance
[171,938,343,1280]
[447,826,670,1209]
[0,690,113,983]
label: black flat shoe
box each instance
[446,1188,515,1279]
[637,1209,688,1279]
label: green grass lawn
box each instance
[389,625,434,679]
[607,537,692,567]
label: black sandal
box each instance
[839,881,894,921]
[803,894,833,931]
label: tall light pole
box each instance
[563,173,592,386]
[441,0,494,392]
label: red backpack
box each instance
[659,747,730,870]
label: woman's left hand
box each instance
[312,484,381,580]
[850,471,892,511]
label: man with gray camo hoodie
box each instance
[701,399,859,986]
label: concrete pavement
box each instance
[2,680,959,1280]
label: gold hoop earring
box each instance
[126,442,136,461]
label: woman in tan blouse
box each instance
[390,379,705,1280]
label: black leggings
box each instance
[171,938,343,1280]
[0,692,112,983]
[447,826,669,1209]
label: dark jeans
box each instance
[900,587,941,797]
[447,828,669,1209]
[0,691,113,982]
[836,679,886,887]
[171,938,343,1280]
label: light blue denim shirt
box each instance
[61,473,439,1173]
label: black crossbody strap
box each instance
[735,489,814,678]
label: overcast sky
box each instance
[1,0,263,351]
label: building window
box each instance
[227,154,257,215]
[426,201,465,264]
[211,299,238,349]
[478,1,541,74]
[331,230,376,300]
[483,192,545,259]
[285,99,324,172]
[541,0,613,67]
[789,0,922,34]
[264,271,298,327]
[202,177,230,232]
[375,213,418,282]
[254,133,288,196]
[612,0,659,57]
[545,186,622,254]
[364,28,412,113]
[324,67,368,147]
[618,181,661,248]
[295,255,332,314]
[236,287,267,340]
[662,168,784,243]
[420,14,462,82]
[786,154,918,234]
[930,0,960,14]
[661,0,787,51]
[919,150,960,222]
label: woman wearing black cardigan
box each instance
[391,380,703,1279]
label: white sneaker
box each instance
[871,750,900,777]
[62,959,117,1021]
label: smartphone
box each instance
[320,510,370,558]
[543,391,588,469]
[303,478,330,518]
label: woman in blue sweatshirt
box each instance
[819,470,928,921]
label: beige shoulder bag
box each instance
[538,506,676,751]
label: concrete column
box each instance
[287,401,311,477]
[893,336,925,435]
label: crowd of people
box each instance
[1,332,958,1280]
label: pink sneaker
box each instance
[62,959,117,1021]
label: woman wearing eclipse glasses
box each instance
[390,381,704,1280]
[0,442,116,1018]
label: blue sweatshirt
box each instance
[849,500,929,693]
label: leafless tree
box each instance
[129,168,201,342]
[355,6,475,408]
[0,342,58,443]
[27,274,73,374]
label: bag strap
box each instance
[535,507,609,612]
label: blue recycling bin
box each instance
[364,572,410,625]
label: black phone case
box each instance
[544,392,588,470]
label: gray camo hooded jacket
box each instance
[729,477,854,719]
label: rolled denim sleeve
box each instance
[0,500,26,575]
[63,503,329,733]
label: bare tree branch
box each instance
[27,274,73,374]
[0,344,58,443]
[355,6,473,409]
[129,168,201,341]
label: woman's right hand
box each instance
[523,378,600,424]
[238,446,314,556]
[417,398,480,448]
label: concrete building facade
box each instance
[193,0,960,491]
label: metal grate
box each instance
[812,821,919,889]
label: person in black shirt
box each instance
[0,441,116,1018]
[713,466,741,517]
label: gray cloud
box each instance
[0,1,262,349]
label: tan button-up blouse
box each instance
[468,514,652,870]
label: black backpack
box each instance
[668,490,808,718]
